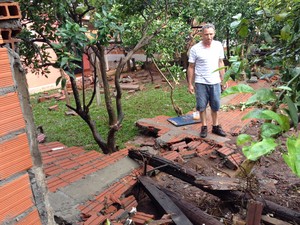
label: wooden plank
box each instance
[129,149,244,191]
[246,200,263,225]
[139,176,193,225]
[129,149,300,224]
[261,215,293,225]
[161,188,223,225]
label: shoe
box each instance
[212,125,226,137]
[200,126,207,138]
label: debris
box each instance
[48,104,58,111]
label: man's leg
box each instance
[211,110,218,126]
[200,110,208,138]
[210,84,226,137]
[200,110,207,126]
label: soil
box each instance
[129,121,300,224]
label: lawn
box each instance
[31,82,195,151]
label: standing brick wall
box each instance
[0,47,43,224]
[0,2,56,223]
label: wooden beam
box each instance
[128,149,244,191]
[128,149,300,224]
[139,176,193,225]
[246,200,263,225]
[161,188,223,225]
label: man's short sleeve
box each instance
[188,46,197,63]
[219,42,225,59]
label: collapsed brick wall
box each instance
[0,1,55,224]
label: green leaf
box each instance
[263,31,273,44]
[238,25,249,38]
[242,108,265,120]
[260,123,282,138]
[60,57,69,68]
[237,134,252,146]
[65,70,75,79]
[221,84,255,97]
[246,88,277,105]
[231,61,241,73]
[243,138,277,161]
[229,56,239,62]
[230,21,241,29]
[213,66,227,73]
[285,96,299,128]
[278,114,290,132]
[61,78,67,89]
[281,25,291,40]
[283,135,300,177]
[51,43,63,49]
[274,12,289,22]
[104,219,111,225]
[260,110,289,131]
[223,69,232,83]
[56,76,62,86]
[276,86,292,91]
[232,13,242,20]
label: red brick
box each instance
[58,170,84,183]
[57,158,78,170]
[109,209,127,221]
[161,151,180,161]
[0,174,34,222]
[187,141,201,150]
[83,212,108,225]
[0,2,21,20]
[0,133,32,179]
[170,141,187,151]
[76,164,98,176]
[225,153,245,170]
[216,147,235,157]
[16,208,42,225]
[48,104,58,111]
[121,195,138,210]
[180,150,196,159]
[197,145,214,156]
[38,97,46,103]
[132,212,155,225]
[104,205,117,215]
[44,164,64,176]
[47,176,68,192]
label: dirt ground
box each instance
[128,121,300,224]
[130,120,300,224]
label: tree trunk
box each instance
[226,27,230,59]
[66,73,110,153]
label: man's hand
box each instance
[221,82,228,93]
[188,84,195,94]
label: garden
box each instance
[18,0,300,224]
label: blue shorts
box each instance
[195,83,221,112]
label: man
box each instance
[187,23,226,138]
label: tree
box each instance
[18,0,194,154]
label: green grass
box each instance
[32,83,195,151]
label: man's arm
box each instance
[218,59,225,82]
[187,63,195,94]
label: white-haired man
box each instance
[187,23,226,138]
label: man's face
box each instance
[201,28,215,45]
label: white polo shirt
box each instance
[189,40,224,84]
